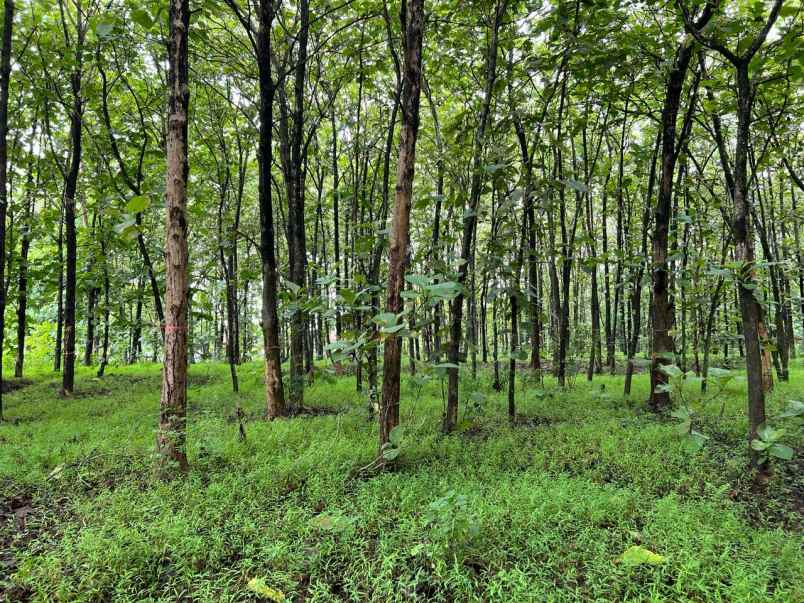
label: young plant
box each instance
[659,364,735,450]
[750,400,802,464]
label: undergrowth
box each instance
[1,359,801,602]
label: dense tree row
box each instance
[0,0,801,477]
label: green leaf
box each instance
[768,444,794,461]
[660,364,683,378]
[617,545,666,566]
[389,425,405,446]
[405,274,432,287]
[125,195,150,214]
[670,408,690,420]
[131,9,153,29]
[778,400,804,419]
[382,447,400,461]
[373,312,397,327]
[95,20,115,38]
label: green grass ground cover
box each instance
[1,360,802,602]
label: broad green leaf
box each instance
[373,312,397,327]
[126,195,150,214]
[389,425,405,446]
[778,400,804,419]
[131,9,153,29]
[382,447,400,461]
[768,444,794,460]
[95,20,115,38]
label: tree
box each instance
[0,0,13,420]
[224,0,286,418]
[649,2,714,411]
[678,0,784,473]
[379,0,425,449]
[444,0,506,433]
[156,0,190,476]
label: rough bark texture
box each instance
[649,5,712,410]
[0,0,12,418]
[379,0,424,448]
[156,0,190,476]
[256,0,286,419]
[680,0,782,473]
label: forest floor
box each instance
[0,359,802,602]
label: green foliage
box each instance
[422,490,480,554]
[660,364,736,451]
[1,362,801,601]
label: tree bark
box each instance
[61,32,85,396]
[649,5,712,410]
[156,0,190,476]
[379,0,424,449]
[0,0,12,418]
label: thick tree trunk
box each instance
[379,0,424,449]
[156,0,190,476]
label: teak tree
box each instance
[379,0,425,449]
[156,0,190,476]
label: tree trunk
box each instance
[444,0,504,433]
[156,0,191,476]
[649,8,712,409]
[97,219,111,378]
[379,0,424,449]
[0,0,12,418]
[61,56,84,396]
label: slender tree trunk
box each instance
[156,0,191,476]
[379,0,424,449]
[244,0,286,418]
[14,117,35,380]
[61,51,84,396]
[729,59,772,472]
[0,0,12,418]
[284,0,310,408]
[445,0,504,433]
[84,286,97,366]
[508,222,526,421]
[649,9,712,409]
[97,220,111,378]
[625,133,660,396]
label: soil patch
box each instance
[0,482,73,602]
[1,379,33,394]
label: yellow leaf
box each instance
[247,577,286,602]
[616,545,666,566]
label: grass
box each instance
[0,358,802,602]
